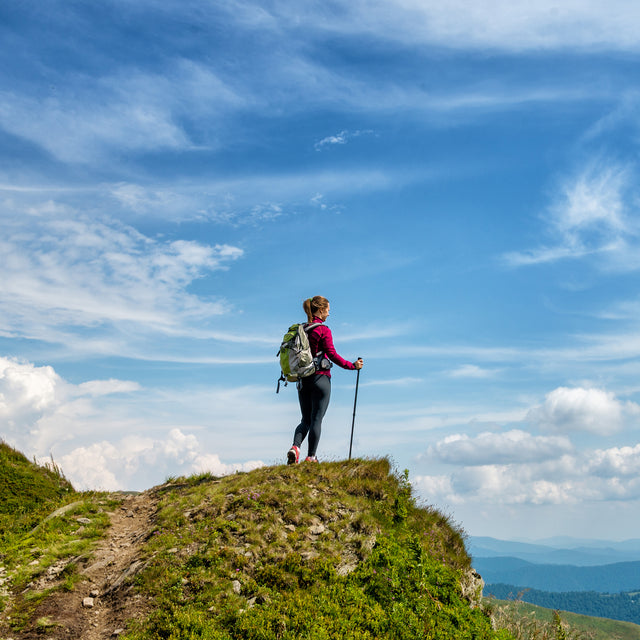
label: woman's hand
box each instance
[354,358,364,370]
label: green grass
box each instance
[124,458,504,640]
[488,598,640,640]
[0,441,118,632]
[3,443,625,640]
[0,440,75,540]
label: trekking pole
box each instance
[348,358,361,461]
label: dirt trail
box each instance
[14,491,158,640]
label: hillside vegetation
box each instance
[487,584,640,625]
[489,598,640,640]
[121,459,501,640]
[0,441,74,541]
[0,443,611,640]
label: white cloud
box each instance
[315,130,349,149]
[0,206,242,344]
[0,60,243,164]
[0,357,59,423]
[423,429,573,465]
[360,377,423,388]
[57,428,264,491]
[448,364,497,379]
[527,386,639,435]
[314,129,374,150]
[267,0,640,52]
[0,356,141,454]
[589,444,640,477]
[76,379,142,397]
[414,445,640,507]
[412,386,640,508]
[0,356,269,490]
[504,162,640,269]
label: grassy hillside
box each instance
[486,583,640,625]
[489,598,640,640]
[0,440,75,540]
[0,448,608,640]
[124,459,502,640]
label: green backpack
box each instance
[276,322,321,392]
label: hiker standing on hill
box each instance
[287,296,364,464]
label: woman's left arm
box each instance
[320,326,357,370]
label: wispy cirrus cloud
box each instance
[504,161,640,270]
[447,364,498,379]
[0,203,243,343]
[0,60,243,164]
[314,129,374,150]
[255,0,640,53]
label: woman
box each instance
[287,296,364,464]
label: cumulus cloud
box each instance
[414,445,640,507]
[0,356,141,454]
[422,429,573,466]
[413,385,640,508]
[58,428,264,491]
[527,386,640,435]
[589,444,640,477]
[1,356,267,491]
[0,357,59,425]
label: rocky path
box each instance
[11,491,158,640]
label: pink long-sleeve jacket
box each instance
[306,317,356,377]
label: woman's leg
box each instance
[306,375,331,457]
[293,378,313,448]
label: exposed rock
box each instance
[336,562,358,576]
[460,569,484,608]
[83,597,95,608]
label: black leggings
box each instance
[293,374,331,457]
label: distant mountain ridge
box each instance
[474,556,640,593]
[470,536,640,567]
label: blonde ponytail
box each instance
[303,296,329,322]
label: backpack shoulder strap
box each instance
[304,322,321,333]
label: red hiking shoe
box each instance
[304,456,318,463]
[287,446,300,465]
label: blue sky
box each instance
[2,0,640,541]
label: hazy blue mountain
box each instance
[534,537,640,551]
[473,557,640,593]
[469,536,640,566]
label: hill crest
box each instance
[1,455,505,639]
